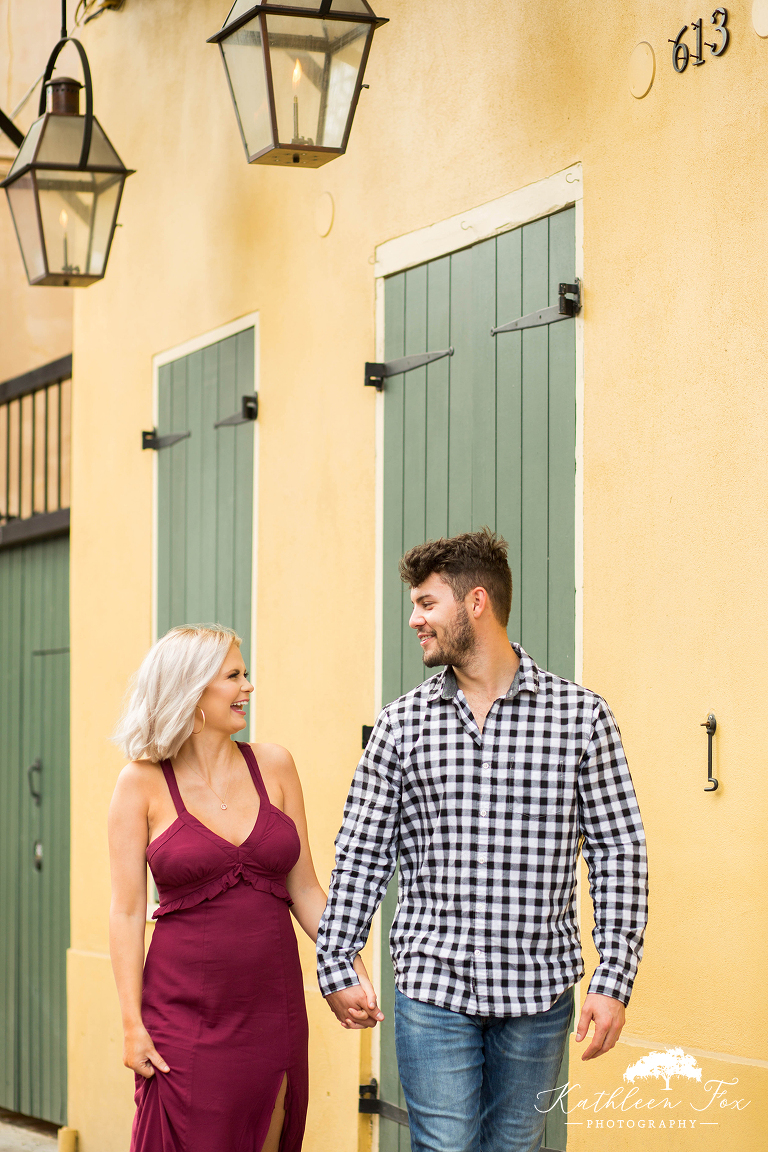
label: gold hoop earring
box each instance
[193,706,206,735]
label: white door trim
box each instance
[374,164,583,279]
[150,312,260,737]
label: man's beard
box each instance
[423,602,475,667]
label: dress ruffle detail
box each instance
[153,862,292,918]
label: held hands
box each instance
[575,993,625,1060]
[325,956,385,1030]
[123,1024,171,1079]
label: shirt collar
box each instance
[426,642,539,702]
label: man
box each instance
[317,528,647,1152]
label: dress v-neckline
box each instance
[161,742,269,851]
[183,807,263,851]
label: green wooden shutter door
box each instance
[379,208,576,1152]
[157,330,255,673]
[0,536,70,1125]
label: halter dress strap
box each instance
[236,741,269,804]
[161,760,187,817]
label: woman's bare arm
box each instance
[258,744,383,1029]
[108,763,170,1077]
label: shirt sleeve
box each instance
[578,697,648,1006]
[316,710,402,996]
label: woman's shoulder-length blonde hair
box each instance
[113,624,242,764]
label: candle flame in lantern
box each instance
[292,59,302,90]
[59,209,68,230]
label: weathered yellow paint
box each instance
[0,0,754,1149]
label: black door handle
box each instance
[27,758,42,805]
[701,714,718,792]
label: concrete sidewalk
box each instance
[0,1120,56,1151]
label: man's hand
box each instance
[325,980,385,1030]
[575,993,625,1060]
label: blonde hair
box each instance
[113,625,242,763]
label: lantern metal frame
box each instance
[208,1,388,168]
[1,31,133,286]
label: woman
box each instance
[109,625,381,1152]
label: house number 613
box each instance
[669,7,729,72]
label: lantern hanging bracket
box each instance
[38,35,94,168]
[491,280,581,337]
[142,429,191,451]
[365,347,454,391]
[214,394,259,428]
[0,107,23,148]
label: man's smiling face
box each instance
[408,572,476,668]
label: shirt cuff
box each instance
[587,967,634,1007]
[317,956,360,997]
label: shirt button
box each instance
[478,856,487,865]
[480,810,488,817]
[482,762,491,771]
[474,949,483,957]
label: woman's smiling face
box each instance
[196,643,254,733]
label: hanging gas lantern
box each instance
[1,33,133,287]
[208,1,388,168]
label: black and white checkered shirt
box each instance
[317,644,647,1016]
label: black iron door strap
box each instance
[365,347,454,390]
[142,429,191,450]
[214,394,259,427]
[491,280,581,336]
[359,1080,409,1126]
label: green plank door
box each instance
[157,329,255,675]
[0,535,70,1124]
[380,208,576,1152]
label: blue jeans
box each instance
[394,986,573,1152]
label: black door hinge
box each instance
[365,347,453,390]
[214,394,259,428]
[491,279,581,336]
[142,429,191,450]
[359,1079,409,1126]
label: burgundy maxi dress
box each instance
[131,742,308,1152]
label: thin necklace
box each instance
[177,748,235,811]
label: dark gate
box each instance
[0,357,72,1124]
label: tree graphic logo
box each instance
[623,1048,702,1092]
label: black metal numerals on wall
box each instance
[669,8,729,72]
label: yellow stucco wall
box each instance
[61,1,766,1149]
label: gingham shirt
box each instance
[317,644,647,1015]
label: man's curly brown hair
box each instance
[399,527,512,627]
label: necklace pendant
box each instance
[220,803,228,810]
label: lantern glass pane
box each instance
[224,0,258,25]
[329,0,375,13]
[5,175,46,282]
[37,170,122,278]
[6,118,44,178]
[265,15,368,148]
[36,115,124,169]
[222,17,274,157]
[259,1,374,10]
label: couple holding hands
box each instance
[109,529,647,1152]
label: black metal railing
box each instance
[0,354,72,548]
